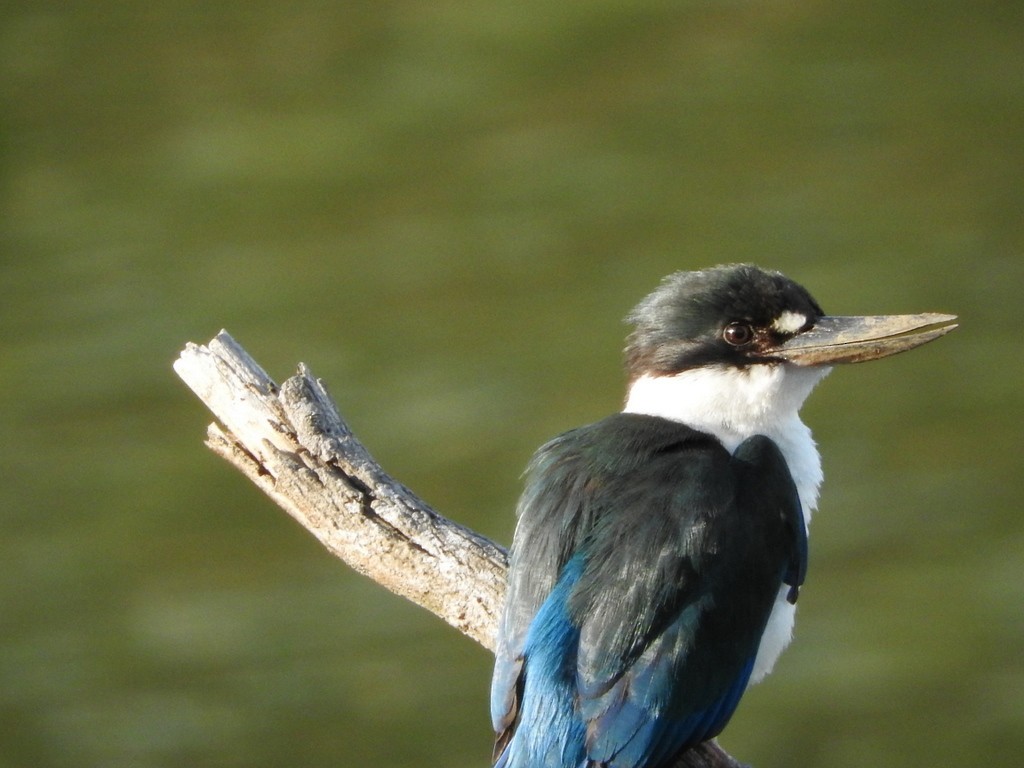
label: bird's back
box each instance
[491,413,806,768]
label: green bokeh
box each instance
[2,2,1021,767]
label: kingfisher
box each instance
[490,264,956,768]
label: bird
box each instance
[490,264,957,768]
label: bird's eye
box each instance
[723,322,754,346]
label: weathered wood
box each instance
[174,331,507,649]
[174,330,748,768]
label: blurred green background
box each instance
[2,2,1021,767]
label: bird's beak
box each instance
[775,313,958,366]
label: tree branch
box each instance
[174,330,748,768]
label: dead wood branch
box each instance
[174,330,748,768]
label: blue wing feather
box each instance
[494,556,587,768]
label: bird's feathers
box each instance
[491,414,806,768]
